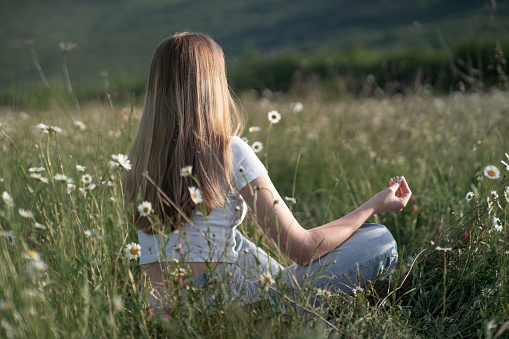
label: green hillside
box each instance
[1,0,508,95]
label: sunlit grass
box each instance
[0,88,508,337]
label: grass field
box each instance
[0,86,508,337]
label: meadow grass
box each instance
[0,87,508,338]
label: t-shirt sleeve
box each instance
[230,136,267,191]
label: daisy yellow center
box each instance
[2,304,9,310]
[488,170,496,176]
[143,207,150,213]
[130,247,139,255]
[191,193,197,200]
[28,250,37,258]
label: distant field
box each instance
[0,88,508,337]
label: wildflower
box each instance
[73,120,86,131]
[125,243,141,260]
[315,287,331,297]
[411,204,418,212]
[493,216,503,232]
[285,196,297,204]
[24,250,40,261]
[491,190,499,199]
[0,230,15,246]
[435,246,452,252]
[259,271,275,291]
[268,110,281,124]
[487,197,494,215]
[102,180,115,187]
[66,183,74,194]
[241,136,249,144]
[501,153,509,171]
[0,300,11,310]
[48,126,62,133]
[2,191,14,208]
[29,173,49,184]
[465,191,474,201]
[461,232,469,242]
[112,154,132,171]
[28,167,45,173]
[79,187,87,197]
[352,286,364,297]
[18,209,34,219]
[53,174,69,182]
[290,102,303,113]
[172,267,187,277]
[188,187,203,204]
[251,141,263,153]
[36,123,50,133]
[81,174,92,184]
[34,222,47,230]
[484,165,501,179]
[249,126,261,133]
[138,201,152,217]
[76,165,86,172]
[180,166,193,177]
[59,41,77,52]
[86,184,97,191]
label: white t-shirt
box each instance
[138,136,267,264]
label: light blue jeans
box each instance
[179,223,398,309]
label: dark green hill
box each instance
[1,0,508,95]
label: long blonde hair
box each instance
[123,32,242,233]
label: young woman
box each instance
[123,32,412,314]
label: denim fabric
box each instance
[144,223,398,312]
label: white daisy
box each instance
[285,196,297,204]
[180,166,193,177]
[34,222,47,230]
[484,165,501,179]
[76,165,86,172]
[435,246,452,252]
[241,136,249,144]
[28,167,45,173]
[138,201,152,217]
[53,174,69,182]
[112,154,132,171]
[24,250,40,261]
[259,271,275,291]
[48,126,62,133]
[18,208,34,218]
[188,187,203,204]
[249,126,261,133]
[29,173,49,184]
[66,183,75,194]
[81,174,92,184]
[268,110,281,124]
[465,191,474,201]
[251,141,263,153]
[86,184,97,191]
[2,191,14,208]
[125,243,141,260]
[79,187,87,197]
[352,285,364,297]
[172,267,187,277]
[290,102,303,113]
[36,123,50,133]
[493,216,503,232]
[73,120,86,131]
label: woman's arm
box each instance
[240,174,411,266]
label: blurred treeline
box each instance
[1,0,509,107]
[4,39,508,109]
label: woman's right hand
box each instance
[367,176,412,215]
